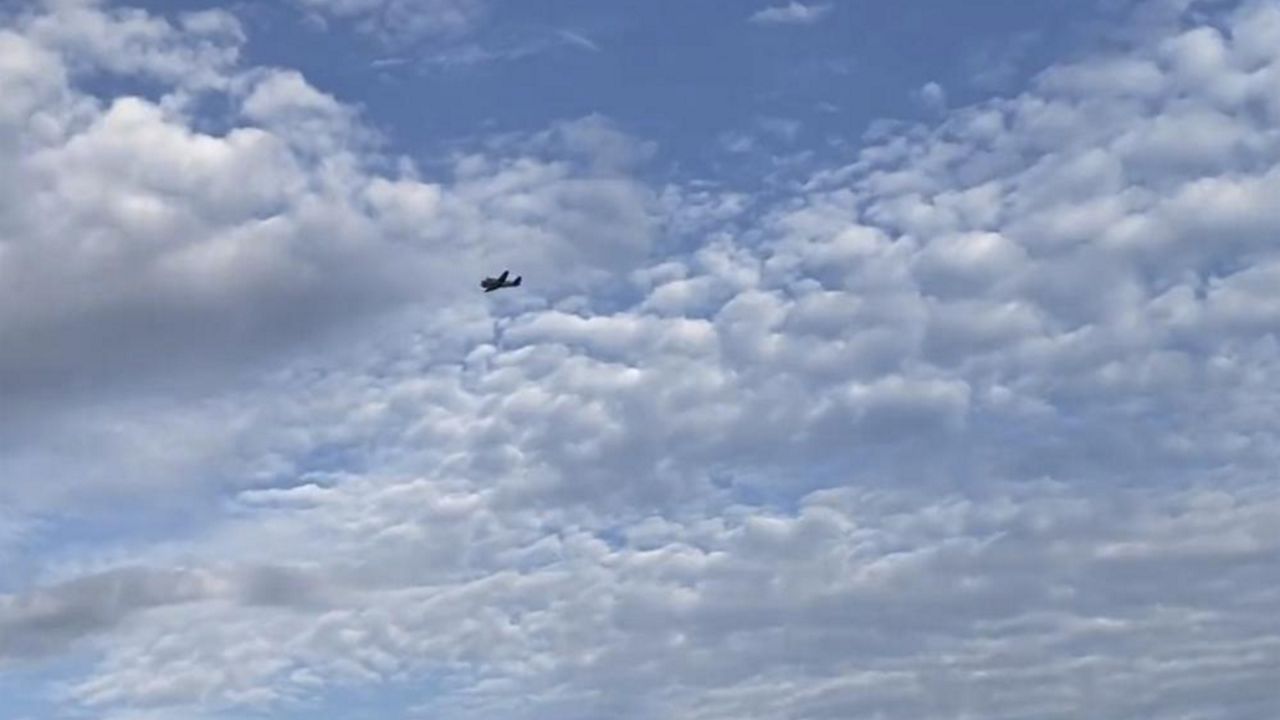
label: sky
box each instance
[1,0,1279,718]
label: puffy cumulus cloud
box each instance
[10,0,1280,718]
[0,1,658,505]
[292,0,489,46]
[10,0,244,90]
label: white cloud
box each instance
[556,29,601,54]
[16,480,1277,719]
[749,2,833,27]
[0,2,658,508]
[17,0,244,89]
[915,81,947,114]
[292,0,488,46]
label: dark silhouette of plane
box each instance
[481,270,522,292]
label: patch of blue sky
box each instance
[0,656,96,720]
[6,499,210,590]
[126,0,1105,184]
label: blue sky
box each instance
[3,0,1280,718]
[127,0,1091,178]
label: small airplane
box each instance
[480,270,522,292]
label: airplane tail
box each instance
[512,276,522,287]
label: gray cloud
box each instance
[0,567,215,660]
[0,564,346,663]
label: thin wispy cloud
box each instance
[749,2,834,26]
[393,29,602,70]
[293,0,488,45]
[557,29,601,53]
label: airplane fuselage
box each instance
[481,271,521,292]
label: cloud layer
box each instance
[5,0,1280,718]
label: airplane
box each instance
[480,270,522,292]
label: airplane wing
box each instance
[497,270,509,283]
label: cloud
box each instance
[0,563,355,665]
[14,0,245,90]
[556,29,601,54]
[7,0,1280,718]
[292,0,488,46]
[915,81,947,113]
[0,2,659,508]
[0,567,217,661]
[404,27,604,70]
[30,480,1280,718]
[749,2,833,27]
